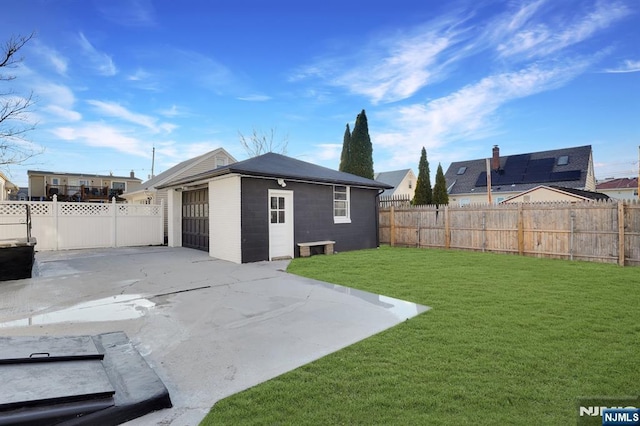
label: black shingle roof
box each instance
[444,145,592,195]
[160,153,392,189]
[548,186,609,201]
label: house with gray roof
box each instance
[159,152,392,263]
[122,147,236,240]
[374,169,416,199]
[444,145,596,205]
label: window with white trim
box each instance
[333,185,351,223]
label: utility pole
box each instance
[486,158,492,204]
[151,146,155,179]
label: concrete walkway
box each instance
[0,247,428,425]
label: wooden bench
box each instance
[297,240,335,257]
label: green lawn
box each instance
[202,247,640,425]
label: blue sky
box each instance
[3,0,639,187]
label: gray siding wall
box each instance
[240,178,380,263]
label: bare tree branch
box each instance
[1,32,40,166]
[238,127,289,157]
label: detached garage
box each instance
[160,153,391,263]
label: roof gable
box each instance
[140,147,236,189]
[501,185,609,203]
[445,145,592,195]
[161,153,392,189]
[374,169,412,189]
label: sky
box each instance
[2,0,639,187]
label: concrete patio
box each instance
[0,246,428,425]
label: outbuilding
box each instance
[159,153,392,263]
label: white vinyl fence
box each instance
[0,197,163,251]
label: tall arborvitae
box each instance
[432,163,449,206]
[339,123,351,172]
[348,109,374,179]
[412,147,432,205]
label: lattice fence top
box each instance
[117,204,161,216]
[59,203,112,216]
[0,203,51,216]
[1,200,162,217]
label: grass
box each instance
[202,247,640,425]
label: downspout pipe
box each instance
[375,189,387,248]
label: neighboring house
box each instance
[0,172,19,201]
[500,185,609,203]
[596,177,639,201]
[8,187,29,201]
[374,169,416,199]
[159,152,392,264]
[444,145,596,205]
[121,147,236,241]
[28,170,142,202]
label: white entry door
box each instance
[268,189,294,260]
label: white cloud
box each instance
[127,68,151,81]
[293,17,466,104]
[313,144,342,161]
[604,59,640,73]
[78,33,117,76]
[496,1,630,59]
[97,0,157,27]
[375,59,593,166]
[87,100,175,133]
[45,105,82,122]
[158,105,183,117]
[33,82,82,122]
[51,123,150,158]
[32,41,68,75]
[237,94,272,102]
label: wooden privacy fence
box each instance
[0,196,164,251]
[379,200,640,266]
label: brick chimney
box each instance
[492,145,500,171]
[130,170,135,178]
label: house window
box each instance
[334,185,351,223]
[457,167,467,175]
[408,180,412,189]
[112,181,126,190]
[51,178,60,185]
[79,179,90,186]
[557,156,569,166]
[215,157,227,168]
[459,198,470,206]
[270,196,285,223]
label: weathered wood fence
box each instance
[379,200,640,266]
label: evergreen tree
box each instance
[339,123,351,172]
[432,163,449,206]
[348,109,374,179]
[412,147,432,205]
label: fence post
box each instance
[390,206,395,247]
[444,205,450,249]
[618,201,625,266]
[481,211,486,252]
[160,199,165,245]
[53,194,59,251]
[111,197,117,248]
[517,203,524,256]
